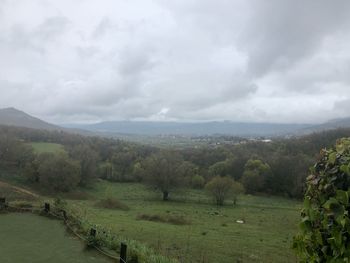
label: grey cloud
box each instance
[118,48,156,76]
[75,45,100,59]
[91,18,115,39]
[1,16,68,55]
[241,0,350,77]
[334,99,350,116]
[5,25,45,54]
[0,0,350,124]
[34,16,69,41]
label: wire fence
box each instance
[0,198,128,263]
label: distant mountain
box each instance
[0,107,61,131]
[299,117,350,134]
[66,120,313,137]
[3,107,350,138]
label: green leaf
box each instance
[315,230,323,245]
[300,218,311,232]
[340,164,350,175]
[336,190,349,205]
[304,197,311,209]
[340,218,346,227]
[323,198,339,209]
[329,152,337,164]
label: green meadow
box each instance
[66,181,301,263]
[29,142,65,154]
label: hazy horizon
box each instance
[1,1,350,124]
[0,106,333,126]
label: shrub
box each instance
[53,197,67,210]
[95,197,130,211]
[293,138,350,261]
[60,191,92,200]
[136,213,190,225]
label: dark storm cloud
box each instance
[0,0,349,124]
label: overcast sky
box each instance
[1,0,350,124]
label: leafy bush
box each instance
[205,176,244,206]
[293,138,350,262]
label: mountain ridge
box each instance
[0,107,61,131]
[2,107,350,137]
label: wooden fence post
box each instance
[62,210,67,221]
[120,242,127,263]
[90,228,97,237]
[44,203,50,213]
[0,197,5,209]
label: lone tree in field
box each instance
[293,138,350,261]
[205,176,244,206]
[143,150,184,201]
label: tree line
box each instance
[1,125,350,202]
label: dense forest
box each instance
[1,124,350,200]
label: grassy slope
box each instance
[69,181,301,263]
[29,142,65,154]
[0,213,112,263]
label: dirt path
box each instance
[0,181,39,198]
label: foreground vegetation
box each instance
[294,138,350,262]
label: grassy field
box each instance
[29,142,65,154]
[0,213,113,263]
[67,181,301,263]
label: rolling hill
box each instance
[300,117,350,134]
[0,107,61,131]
